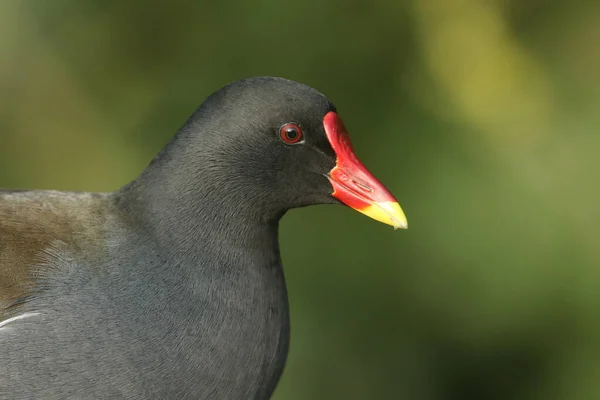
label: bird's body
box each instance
[0,77,406,399]
[1,189,288,398]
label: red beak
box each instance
[323,112,407,229]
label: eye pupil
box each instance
[280,123,303,144]
[286,128,298,140]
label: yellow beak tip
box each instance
[357,202,407,230]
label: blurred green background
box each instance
[1,1,599,399]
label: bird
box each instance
[0,77,407,399]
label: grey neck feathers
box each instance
[116,119,283,266]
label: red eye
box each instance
[280,123,303,144]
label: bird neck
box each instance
[116,163,284,266]
[119,185,280,259]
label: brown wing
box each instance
[0,190,110,320]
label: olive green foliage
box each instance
[1,1,599,398]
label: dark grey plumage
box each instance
[1,77,339,399]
